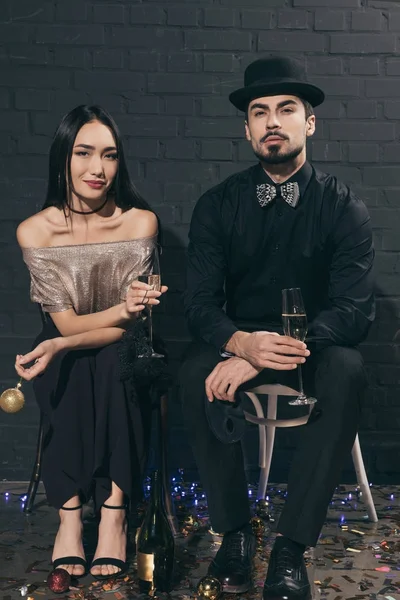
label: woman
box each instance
[14,105,167,580]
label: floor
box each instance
[1,479,400,600]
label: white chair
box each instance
[241,383,378,522]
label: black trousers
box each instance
[179,340,366,547]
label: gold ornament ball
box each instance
[255,498,271,520]
[0,387,25,413]
[196,576,222,600]
[251,516,265,537]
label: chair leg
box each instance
[243,391,267,468]
[351,434,378,523]
[258,394,277,500]
[23,413,44,514]
[159,393,178,536]
[257,394,277,500]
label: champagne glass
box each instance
[138,246,164,359]
[282,288,316,406]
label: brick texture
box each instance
[0,0,399,482]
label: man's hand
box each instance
[227,331,310,370]
[205,357,262,403]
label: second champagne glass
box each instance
[138,246,164,359]
[282,287,316,406]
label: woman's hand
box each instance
[122,280,168,319]
[15,338,64,381]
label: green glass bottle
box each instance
[136,470,175,593]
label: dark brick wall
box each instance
[1,0,400,483]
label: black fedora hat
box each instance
[229,55,325,112]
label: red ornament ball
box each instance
[47,568,71,594]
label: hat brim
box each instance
[229,81,325,111]
[204,395,246,444]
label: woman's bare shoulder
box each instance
[16,207,62,248]
[123,207,158,239]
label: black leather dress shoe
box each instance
[208,530,256,593]
[263,543,311,600]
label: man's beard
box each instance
[253,141,304,165]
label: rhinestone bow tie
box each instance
[256,181,300,208]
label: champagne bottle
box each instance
[136,470,175,593]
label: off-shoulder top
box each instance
[22,236,157,315]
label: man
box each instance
[179,56,374,600]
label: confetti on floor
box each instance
[1,479,400,599]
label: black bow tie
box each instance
[256,181,300,208]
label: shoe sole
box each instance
[222,581,252,594]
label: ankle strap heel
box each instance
[90,503,128,581]
[102,503,127,510]
[60,504,83,511]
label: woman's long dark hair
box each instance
[43,105,152,216]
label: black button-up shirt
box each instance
[184,161,375,352]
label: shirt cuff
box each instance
[218,328,239,357]
[219,348,235,358]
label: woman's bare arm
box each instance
[61,326,125,350]
[15,279,167,381]
[48,305,132,337]
[15,327,127,381]
[48,279,166,337]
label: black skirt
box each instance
[32,320,153,510]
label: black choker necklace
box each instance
[67,196,109,215]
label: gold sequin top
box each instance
[22,236,157,314]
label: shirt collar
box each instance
[254,161,313,199]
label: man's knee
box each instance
[316,345,366,390]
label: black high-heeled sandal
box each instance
[90,503,128,581]
[52,504,87,576]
